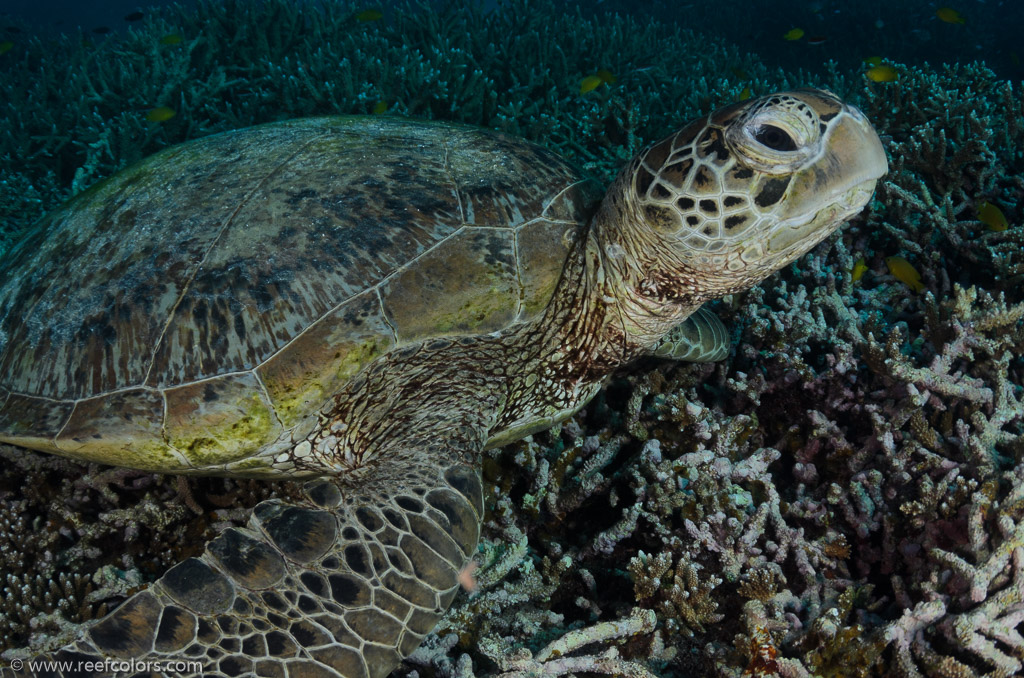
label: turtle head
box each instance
[611,89,887,303]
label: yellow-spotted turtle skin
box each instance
[0,90,886,677]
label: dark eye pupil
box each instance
[754,125,797,151]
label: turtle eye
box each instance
[753,124,797,152]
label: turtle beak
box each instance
[823,103,888,193]
[766,104,888,254]
[786,103,887,217]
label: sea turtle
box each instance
[0,89,886,677]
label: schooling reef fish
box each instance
[886,256,924,293]
[355,9,383,22]
[146,106,176,122]
[866,64,898,82]
[936,7,965,24]
[579,69,616,94]
[977,201,1008,232]
[851,257,868,282]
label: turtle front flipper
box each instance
[650,305,729,362]
[9,458,482,678]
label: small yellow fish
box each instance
[866,64,898,82]
[731,67,749,79]
[372,100,388,114]
[595,69,617,84]
[146,106,176,122]
[885,256,924,293]
[977,201,1008,232]
[355,9,383,22]
[159,33,183,45]
[739,86,752,100]
[783,28,805,41]
[863,56,884,66]
[0,40,13,55]
[851,257,868,282]
[936,7,965,24]
[579,74,603,94]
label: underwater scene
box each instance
[0,0,1022,676]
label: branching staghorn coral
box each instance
[628,551,724,637]
[0,0,777,252]
[0,443,299,655]
[855,64,1023,295]
[884,464,1024,678]
[488,608,660,678]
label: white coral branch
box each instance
[494,608,658,678]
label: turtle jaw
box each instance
[762,176,878,261]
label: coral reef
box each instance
[1,1,1022,676]
[0,0,767,254]
[381,56,1024,678]
[0,444,300,653]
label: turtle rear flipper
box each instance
[30,459,482,678]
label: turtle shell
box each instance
[0,117,599,474]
